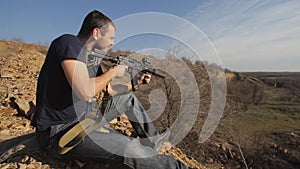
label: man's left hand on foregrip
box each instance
[139,74,151,85]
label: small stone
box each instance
[26,164,35,169]
[0,120,12,129]
[209,158,214,163]
[33,162,42,169]
[41,164,51,169]
[18,163,27,169]
[0,129,10,135]
[0,163,10,169]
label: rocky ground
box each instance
[0,40,206,169]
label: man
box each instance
[31,10,192,169]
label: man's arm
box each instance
[61,59,127,100]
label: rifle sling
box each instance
[58,92,110,155]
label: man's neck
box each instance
[77,35,95,51]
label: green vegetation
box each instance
[219,78,300,134]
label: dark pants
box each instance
[36,92,191,169]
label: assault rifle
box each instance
[87,49,165,91]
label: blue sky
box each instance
[1,0,299,72]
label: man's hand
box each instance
[110,65,128,78]
[133,72,152,86]
[138,74,151,85]
[129,73,151,92]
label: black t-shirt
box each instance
[31,34,103,131]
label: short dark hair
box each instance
[77,10,115,38]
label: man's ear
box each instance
[91,28,101,40]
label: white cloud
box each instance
[183,0,300,71]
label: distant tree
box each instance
[194,60,201,65]
[181,57,192,65]
[11,37,25,43]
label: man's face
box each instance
[95,24,115,53]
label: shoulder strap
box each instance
[57,91,110,154]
